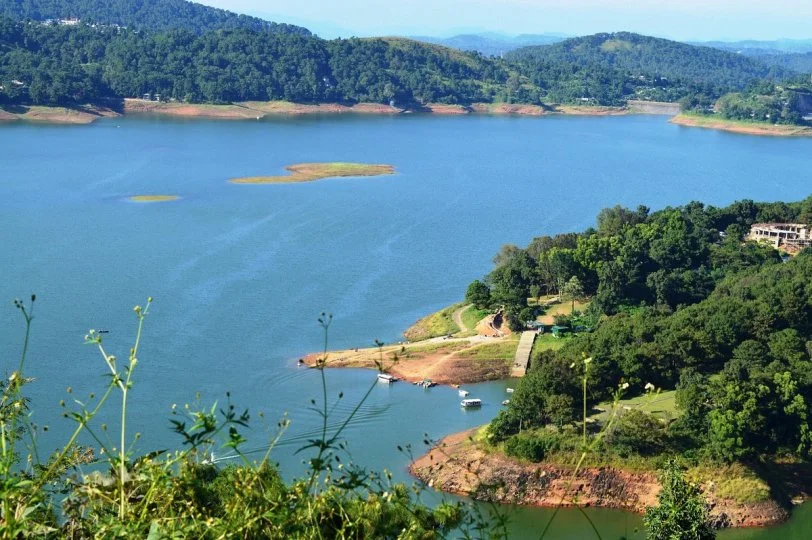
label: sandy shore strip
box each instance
[671,114,812,137]
[0,104,121,124]
[0,100,675,125]
[301,334,517,386]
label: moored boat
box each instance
[458,389,469,397]
[461,398,482,408]
[377,373,397,383]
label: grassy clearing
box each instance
[687,464,771,503]
[592,390,678,424]
[454,339,519,361]
[128,195,179,203]
[401,341,469,356]
[231,163,395,184]
[461,306,490,333]
[403,303,462,342]
[532,333,566,353]
[537,300,590,324]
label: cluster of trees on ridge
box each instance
[0,0,311,35]
[466,196,811,473]
[506,32,805,106]
[0,18,516,106]
[1,0,810,122]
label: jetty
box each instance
[511,331,536,377]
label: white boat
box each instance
[502,399,510,406]
[458,390,469,397]
[377,373,397,383]
[461,398,482,408]
[506,387,515,393]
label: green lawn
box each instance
[532,333,566,353]
[461,306,490,333]
[592,390,678,424]
[403,303,462,342]
[454,339,519,361]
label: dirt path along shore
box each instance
[452,304,473,334]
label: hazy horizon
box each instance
[197,0,811,41]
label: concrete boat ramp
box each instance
[511,331,536,377]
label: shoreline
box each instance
[301,334,516,386]
[5,101,808,140]
[410,428,802,529]
[671,113,812,137]
[1,99,636,125]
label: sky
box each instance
[197,0,812,41]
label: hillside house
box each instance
[748,223,812,252]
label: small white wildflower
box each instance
[621,382,630,390]
[645,382,655,391]
[583,357,592,364]
[569,362,576,369]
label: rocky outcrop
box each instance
[410,429,790,528]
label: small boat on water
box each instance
[506,387,515,393]
[461,398,482,408]
[502,399,510,406]
[377,373,397,383]
[458,389,469,397]
[416,379,436,388]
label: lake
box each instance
[1,113,810,538]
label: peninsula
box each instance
[403,198,812,531]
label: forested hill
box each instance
[508,32,789,92]
[0,19,522,106]
[0,0,310,35]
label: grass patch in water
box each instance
[129,195,179,203]
[231,162,395,184]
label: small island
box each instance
[230,163,395,185]
[128,195,180,203]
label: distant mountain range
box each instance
[409,33,568,57]
[694,39,812,54]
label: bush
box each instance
[505,433,547,462]
[546,394,576,428]
[488,410,521,443]
[607,409,669,456]
[504,431,563,462]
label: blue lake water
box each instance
[1,113,810,538]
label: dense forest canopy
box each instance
[508,32,790,91]
[0,19,519,106]
[0,0,310,35]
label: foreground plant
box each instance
[1,297,501,539]
[643,460,716,540]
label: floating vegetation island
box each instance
[128,195,180,203]
[231,162,395,184]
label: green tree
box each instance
[561,275,585,315]
[643,460,715,540]
[465,280,491,309]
